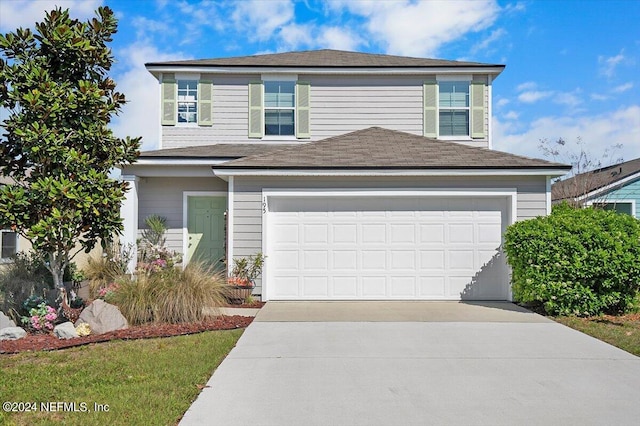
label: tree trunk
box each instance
[46,251,67,289]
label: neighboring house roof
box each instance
[212,127,569,171]
[552,157,640,201]
[145,49,504,69]
[139,144,299,160]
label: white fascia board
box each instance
[577,171,640,201]
[136,158,230,166]
[146,66,505,76]
[212,168,569,178]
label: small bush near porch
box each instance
[504,203,640,317]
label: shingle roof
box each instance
[552,157,640,200]
[146,49,503,69]
[214,127,570,170]
[140,144,299,159]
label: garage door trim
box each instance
[262,188,517,301]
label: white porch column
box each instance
[120,175,139,273]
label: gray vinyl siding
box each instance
[306,75,424,139]
[162,75,256,148]
[137,177,227,254]
[232,175,547,294]
[161,73,491,149]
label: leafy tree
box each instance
[0,7,140,288]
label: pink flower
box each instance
[46,306,56,314]
[45,313,57,321]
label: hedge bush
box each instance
[504,203,640,316]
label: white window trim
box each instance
[182,191,228,267]
[261,74,298,138]
[436,75,472,140]
[585,199,636,216]
[260,188,517,302]
[175,73,200,127]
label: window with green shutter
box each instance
[161,74,176,126]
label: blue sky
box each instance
[1,0,638,163]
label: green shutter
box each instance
[198,80,213,126]
[471,81,485,139]
[248,81,263,138]
[161,74,176,126]
[423,80,437,138]
[296,81,311,138]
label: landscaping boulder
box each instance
[76,299,128,334]
[1,311,16,329]
[54,322,79,339]
[0,326,27,341]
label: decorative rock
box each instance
[76,299,128,334]
[54,322,79,339]
[1,311,16,329]
[0,326,27,341]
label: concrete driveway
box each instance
[180,302,640,426]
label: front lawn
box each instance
[554,313,640,357]
[0,329,243,426]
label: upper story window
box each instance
[423,77,485,140]
[248,78,310,139]
[264,81,295,136]
[161,74,213,127]
[177,80,198,124]
[438,81,469,137]
[1,230,17,260]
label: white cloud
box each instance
[518,90,553,103]
[231,0,295,41]
[330,0,500,56]
[503,111,519,120]
[516,81,537,92]
[0,0,102,31]
[598,50,625,78]
[590,93,609,101]
[493,105,640,161]
[279,23,315,50]
[553,91,581,108]
[110,43,192,151]
[612,82,634,93]
[471,28,506,54]
[496,98,510,107]
[318,26,363,51]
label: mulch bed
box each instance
[0,315,253,355]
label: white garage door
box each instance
[265,195,509,300]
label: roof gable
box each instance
[552,157,640,201]
[146,49,504,69]
[214,127,569,170]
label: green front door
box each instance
[187,196,227,269]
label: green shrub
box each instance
[0,253,56,321]
[112,262,227,325]
[504,203,640,316]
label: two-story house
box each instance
[119,49,569,301]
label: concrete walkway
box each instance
[180,302,640,426]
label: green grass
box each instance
[0,329,243,426]
[554,314,640,357]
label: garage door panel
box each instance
[448,224,474,243]
[362,276,386,297]
[362,250,386,270]
[333,224,357,243]
[362,224,386,243]
[390,277,416,297]
[420,250,445,270]
[303,251,328,269]
[390,224,416,243]
[267,195,509,300]
[419,276,446,297]
[333,250,357,270]
[391,250,416,269]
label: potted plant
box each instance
[227,253,265,303]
